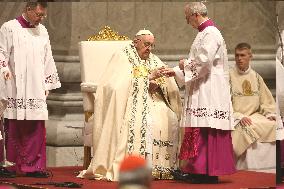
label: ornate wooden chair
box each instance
[79,26,131,168]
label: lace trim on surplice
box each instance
[7,98,46,110]
[186,107,230,120]
[45,72,60,85]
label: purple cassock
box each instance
[5,120,46,173]
[179,127,236,176]
[178,19,236,176]
[4,16,46,174]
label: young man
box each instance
[230,43,276,170]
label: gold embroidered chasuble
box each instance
[79,43,182,181]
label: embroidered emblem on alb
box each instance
[242,79,253,96]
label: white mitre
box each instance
[135,29,154,37]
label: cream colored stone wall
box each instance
[0,2,278,54]
[42,1,277,55]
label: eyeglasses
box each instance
[28,7,47,19]
[33,11,47,18]
[143,41,155,49]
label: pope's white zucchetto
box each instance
[135,29,154,37]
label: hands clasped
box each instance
[266,115,276,121]
[149,66,176,81]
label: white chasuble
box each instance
[79,44,182,181]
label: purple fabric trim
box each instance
[16,16,35,28]
[198,19,215,32]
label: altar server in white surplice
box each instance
[0,1,60,177]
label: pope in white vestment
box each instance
[79,30,182,181]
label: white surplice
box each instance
[0,19,61,120]
[174,26,234,130]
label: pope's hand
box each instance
[267,115,276,121]
[148,80,159,94]
[3,71,11,80]
[149,67,166,80]
[160,67,175,77]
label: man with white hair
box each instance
[78,29,182,181]
[163,2,236,183]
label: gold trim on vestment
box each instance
[152,167,174,180]
[84,111,93,122]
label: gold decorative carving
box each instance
[84,111,94,122]
[88,26,129,41]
